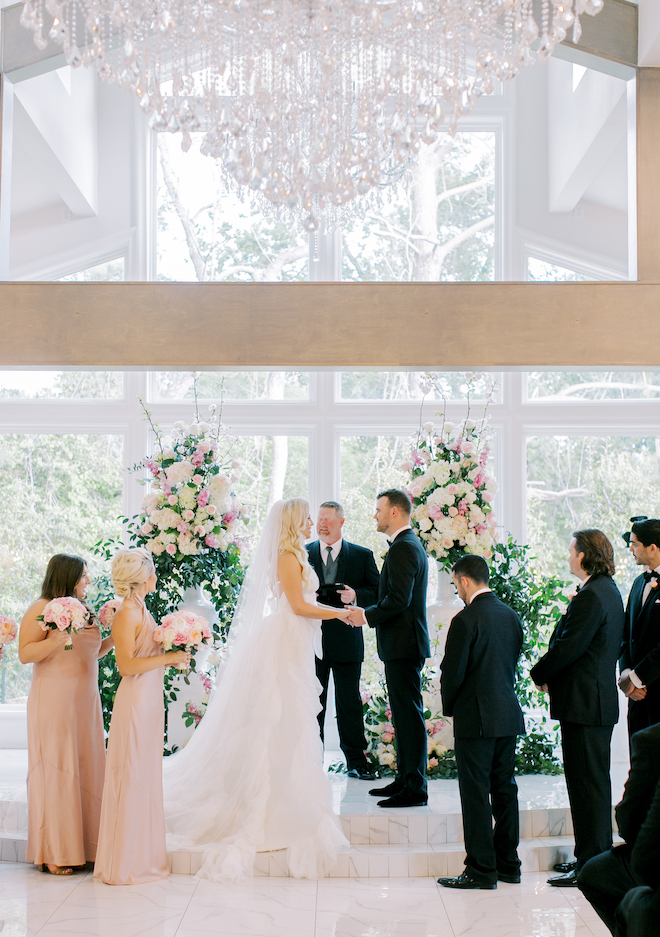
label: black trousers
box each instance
[627,695,660,742]
[384,658,427,795]
[561,722,614,870]
[454,735,521,885]
[316,657,368,769]
[578,845,637,934]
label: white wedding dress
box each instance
[163,501,348,883]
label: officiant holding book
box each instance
[307,501,380,780]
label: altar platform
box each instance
[0,750,628,879]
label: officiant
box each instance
[307,501,380,780]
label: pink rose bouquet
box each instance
[153,611,212,671]
[37,597,89,650]
[98,598,123,630]
[0,615,18,647]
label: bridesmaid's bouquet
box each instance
[0,615,18,648]
[37,597,89,650]
[153,611,212,671]
[97,598,123,630]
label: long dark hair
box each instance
[573,529,615,578]
[41,554,86,601]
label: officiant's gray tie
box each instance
[323,545,339,584]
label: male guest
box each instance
[437,555,525,890]
[531,530,624,887]
[347,489,430,807]
[306,500,380,780]
[619,518,660,738]
[578,723,660,935]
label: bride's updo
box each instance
[112,547,155,598]
[278,498,313,585]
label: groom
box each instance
[347,489,430,807]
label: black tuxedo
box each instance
[441,591,525,885]
[578,724,660,935]
[620,571,660,737]
[531,574,624,871]
[307,539,379,769]
[364,528,429,795]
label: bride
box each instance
[163,498,351,882]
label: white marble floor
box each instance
[0,861,611,937]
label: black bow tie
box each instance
[643,571,659,584]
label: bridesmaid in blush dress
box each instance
[94,548,190,885]
[19,554,114,875]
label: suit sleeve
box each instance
[615,731,657,845]
[530,590,605,686]
[632,633,660,688]
[440,613,474,717]
[355,550,380,609]
[630,776,660,888]
[619,590,635,673]
[364,541,418,628]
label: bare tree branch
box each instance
[436,174,494,208]
[158,138,207,281]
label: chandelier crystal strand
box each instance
[20,0,604,231]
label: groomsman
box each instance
[307,501,380,780]
[531,530,624,886]
[347,489,430,807]
[438,555,525,890]
[619,518,660,738]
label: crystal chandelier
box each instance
[20,0,603,231]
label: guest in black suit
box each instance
[577,723,660,935]
[346,489,430,808]
[437,554,525,890]
[619,518,660,739]
[306,501,380,780]
[531,529,624,886]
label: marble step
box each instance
[168,835,582,878]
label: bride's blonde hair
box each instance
[278,498,313,586]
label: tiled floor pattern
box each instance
[0,861,611,937]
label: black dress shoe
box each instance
[369,781,402,797]
[437,872,496,890]
[347,765,378,781]
[497,872,521,884]
[377,791,428,808]
[548,871,578,887]
[553,859,577,874]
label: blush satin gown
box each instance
[27,621,106,868]
[94,594,169,885]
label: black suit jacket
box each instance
[616,723,660,847]
[441,591,525,739]
[531,574,624,726]
[364,529,430,662]
[620,571,660,688]
[307,539,379,662]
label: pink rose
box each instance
[205,534,221,548]
[174,633,187,644]
[448,506,458,517]
[195,525,206,536]
[482,492,493,503]
[183,510,195,521]
[165,543,177,555]
[443,538,453,548]
[447,484,458,495]
[168,494,178,505]
[382,732,394,743]
[193,474,203,485]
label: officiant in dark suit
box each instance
[437,555,525,890]
[531,529,624,887]
[619,518,660,738]
[346,489,430,808]
[307,501,380,780]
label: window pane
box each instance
[340,371,498,402]
[527,258,594,282]
[152,371,309,401]
[58,258,125,281]
[0,371,123,399]
[157,134,308,282]
[527,372,660,401]
[527,435,660,594]
[0,434,124,706]
[229,435,308,555]
[342,132,495,282]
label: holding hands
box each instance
[345,607,367,628]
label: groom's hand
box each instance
[345,607,367,627]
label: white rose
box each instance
[418,517,433,532]
[423,421,434,435]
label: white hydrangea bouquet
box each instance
[404,415,498,572]
[139,413,244,561]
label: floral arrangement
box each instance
[182,672,213,729]
[37,597,89,650]
[138,412,245,562]
[97,598,123,630]
[0,615,18,647]
[153,611,212,670]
